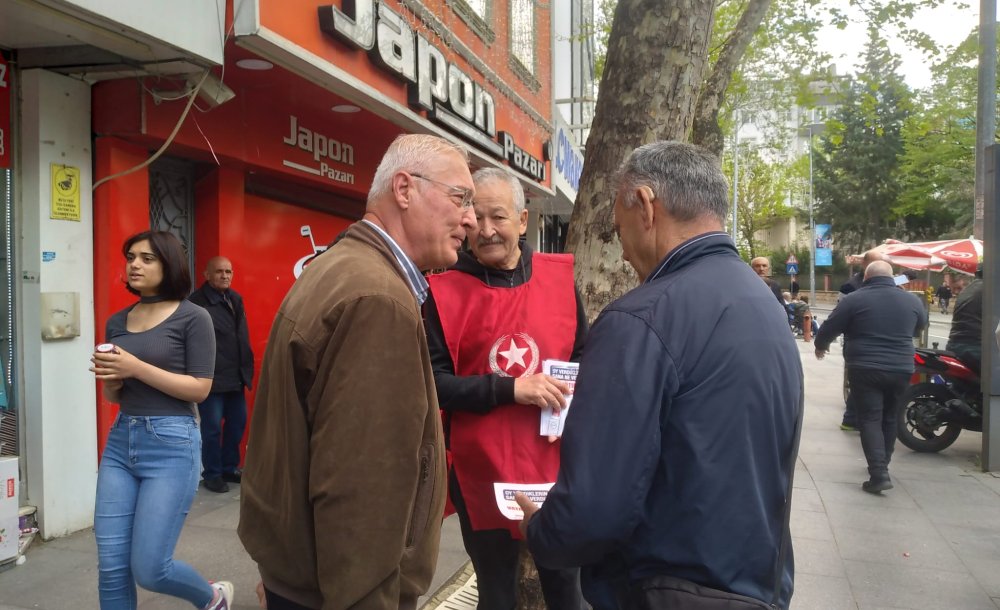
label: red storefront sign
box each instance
[0,54,10,169]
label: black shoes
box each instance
[222,469,242,484]
[862,477,893,494]
[203,477,230,493]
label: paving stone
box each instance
[791,508,835,542]
[843,559,995,610]
[789,573,855,610]
[792,536,846,578]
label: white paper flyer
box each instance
[493,482,555,520]
[539,359,579,437]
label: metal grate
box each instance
[148,157,196,270]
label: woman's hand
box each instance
[90,346,143,381]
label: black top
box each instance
[815,276,927,373]
[105,300,215,416]
[948,279,982,347]
[424,241,588,414]
[189,283,255,392]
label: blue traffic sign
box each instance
[786,263,799,275]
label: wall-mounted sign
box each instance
[553,125,583,192]
[0,54,10,169]
[319,0,545,182]
[50,164,81,221]
[282,115,357,184]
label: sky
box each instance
[814,1,982,89]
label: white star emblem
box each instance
[498,338,528,371]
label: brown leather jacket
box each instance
[239,222,446,609]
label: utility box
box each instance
[0,456,18,561]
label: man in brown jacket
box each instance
[239,134,476,609]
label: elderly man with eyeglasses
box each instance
[240,134,477,610]
[424,167,590,609]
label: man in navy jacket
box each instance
[815,261,926,493]
[516,142,803,608]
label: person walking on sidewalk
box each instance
[815,261,927,494]
[189,256,254,494]
[239,134,475,610]
[424,167,588,609]
[935,282,953,315]
[515,142,802,608]
[90,230,233,610]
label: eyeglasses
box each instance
[410,173,475,208]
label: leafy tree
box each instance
[811,29,913,256]
[896,29,986,239]
[723,146,797,258]
[568,0,947,319]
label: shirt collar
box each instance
[361,219,429,305]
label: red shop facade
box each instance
[91,0,554,456]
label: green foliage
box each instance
[812,29,913,256]
[723,146,798,258]
[895,28,985,239]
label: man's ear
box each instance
[392,172,414,210]
[637,185,656,230]
[518,208,529,235]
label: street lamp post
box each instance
[804,121,824,307]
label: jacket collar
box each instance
[199,282,229,305]
[861,275,897,288]
[645,231,737,283]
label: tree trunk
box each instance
[691,0,772,156]
[516,545,546,608]
[567,0,717,320]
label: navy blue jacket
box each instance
[526,232,802,608]
[814,276,926,374]
[189,283,255,392]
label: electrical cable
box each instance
[91,70,210,192]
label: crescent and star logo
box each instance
[488,333,540,377]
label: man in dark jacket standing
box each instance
[425,167,588,609]
[515,142,802,608]
[815,261,927,493]
[189,256,254,493]
[947,269,982,376]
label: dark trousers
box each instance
[197,390,247,479]
[450,475,584,610]
[847,368,910,479]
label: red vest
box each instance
[428,253,577,536]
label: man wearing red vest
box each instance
[425,167,588,609]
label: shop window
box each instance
[449,0,495,43]
[541,214,569,253]
[509,0,540,91]
[0,166,16,456]
[148,157,196,273]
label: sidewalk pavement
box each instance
[2,337,1000,609]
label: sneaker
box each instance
[221,469,242,484]
[205,581,234,610]
[202,477,229,493]
[839,423,858,432]
[862,477,893,494]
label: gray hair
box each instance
[471,167,526,213]
[615,141,729,223]
[367,134,470,203]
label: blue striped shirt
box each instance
[361,219,429,305]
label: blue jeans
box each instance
[95,415,214,609]
[197,390,247,479]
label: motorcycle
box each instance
[896,347,982,453]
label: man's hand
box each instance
[514,492,540,538]
[815,348,826,360]
[514,374,570,412]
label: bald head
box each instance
[864,260,893,280]
[205,256,233,291]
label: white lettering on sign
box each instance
[499,132,545,181]
[319,1,496,139]
[283,115,355,166]
[0,128,5,157]
[0,63,7,88]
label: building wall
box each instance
[19,70,97,537]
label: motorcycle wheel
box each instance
[896,383,963,453]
